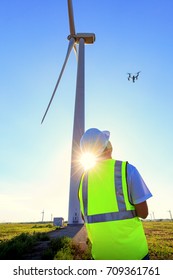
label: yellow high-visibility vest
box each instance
[79,159,148,260]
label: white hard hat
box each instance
[80,128,110,156]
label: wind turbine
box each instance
[168,210,173,221]
[41,0,95,224]
[41,210,44,222]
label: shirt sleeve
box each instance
[127,163,153,204]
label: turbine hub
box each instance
[68,33,96,44]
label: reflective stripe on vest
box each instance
[82,160,136,224]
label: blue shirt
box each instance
[127,163,152,205]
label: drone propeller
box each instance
[127,73,131,81]
[135,71,141,79]
[41,37,75,124]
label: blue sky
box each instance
[0,0,173,222]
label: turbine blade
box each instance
[41,38,75,124]
[67,0,75,35]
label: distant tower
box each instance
[168,210,173,221]
[41,210,44,222]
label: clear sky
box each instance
[0,0,173,222]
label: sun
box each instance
[80,152,97,171]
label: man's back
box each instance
[79,159,149,260]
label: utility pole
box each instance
[152,212,155,220]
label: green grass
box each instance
[42,236,92,260]
[0,232,51,260]
[0,223,56,242]
[143,221,173,260]
[0,222,92,260]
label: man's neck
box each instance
[99,152,112,161]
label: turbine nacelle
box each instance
[68,33,96,44]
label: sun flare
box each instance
[80,152,96,170]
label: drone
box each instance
[127,71,141,83]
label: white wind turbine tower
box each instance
[41,0,95,224]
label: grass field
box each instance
[0,221,172,259]
[0,223,57,242]
[143,221,173,260]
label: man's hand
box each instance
[134,201,148,219]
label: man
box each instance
[78,128,152,260]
